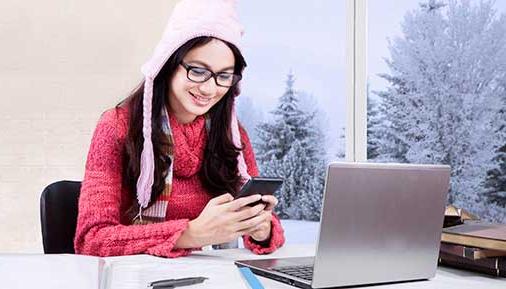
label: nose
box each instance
[198,77,218,97]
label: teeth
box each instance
[191,93,211,102]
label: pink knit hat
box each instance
[137,0,249,208]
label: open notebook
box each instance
[0,254,247,289]
[103,254,247,289]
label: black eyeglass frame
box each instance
[180,62,242,88]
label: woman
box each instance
[74,0,285,258]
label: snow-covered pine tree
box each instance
[485,93,506,208]
[305,154,326,220]
[376,0,506,221]
[278,140,310,220]
[334,126,346,160]
[367,82,383,160]
[255,71,326,220]
[255,72,306,165]
[485,143,506,207]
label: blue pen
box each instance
[238,267,265,289]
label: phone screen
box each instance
[236,177,283,206]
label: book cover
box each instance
[441,221,506,251]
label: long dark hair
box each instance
[117,36,247,206]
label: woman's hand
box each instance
[175,193,269,248]
[260,195,278,211]
[247,195,279,242]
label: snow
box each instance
[368,0,506,223]
[279,219,320,245]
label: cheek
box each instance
[214,88,229,102]
[177,79,191,92]
[171,78,196,96]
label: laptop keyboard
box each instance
[272,265,314,281]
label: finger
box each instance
[247,222,272,242]
[264,210,273,222]
[247,219,268,232]
[226,194,262,211]
[246,226,270,241]
[232,203,266,222]
[237,220,270,239]
[209,193,234,206]
[239,225,266,239]
[261,195,278,210]
[258,210,272,224]
[234,211,271,232]
[235,214,265,232]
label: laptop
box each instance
[235,162,450,288]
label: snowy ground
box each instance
[279,219,319,245]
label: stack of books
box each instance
[439,206,506,277]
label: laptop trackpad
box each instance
[270,257,314,268]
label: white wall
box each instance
[0,0,179,253]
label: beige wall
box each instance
[0,0,179,252]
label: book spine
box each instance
[438,252,505,277]
[439,243,465,258]
[439,242,506,260]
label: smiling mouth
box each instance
[190,92,212,103]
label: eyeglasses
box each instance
[180,62,242,88]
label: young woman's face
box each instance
[168,39,235,123]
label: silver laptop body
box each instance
[235,162,450,288]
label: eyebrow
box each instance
[185,60,235,72]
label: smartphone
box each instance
[235,177,284,207]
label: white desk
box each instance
[0,245,504,289]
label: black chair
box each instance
[40,180,81,254]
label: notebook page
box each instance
[104,257,247,289]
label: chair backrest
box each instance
[40,180,81,254]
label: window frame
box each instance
[346,0,368,162]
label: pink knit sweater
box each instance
[74,107,285,257]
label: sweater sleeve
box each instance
[238,125,286,254]
[74,108,192,258]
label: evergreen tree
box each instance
[367,82,383,160]
[376,0,506,221]
[255,72,315,162]
[485,143,506,207]
[485,58,506,208]
[335,127,346,160]
[255,71,326,220]
[485,99,506,207]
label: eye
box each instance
[189,67,209,77]
[217,73,233,81]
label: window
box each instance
[238,1,347,220]
[366,0,506,222]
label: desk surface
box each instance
[1,245,504,289]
